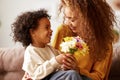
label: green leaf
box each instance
[69,48,77,54]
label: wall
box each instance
[107,0,120,53]
[0,0,62,47]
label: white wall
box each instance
[107,0,120,49]
[0,0,62,47]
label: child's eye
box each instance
[45,26,48,29]
[45,26,50,29]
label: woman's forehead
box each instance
[64,7,80,17]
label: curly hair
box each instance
[11,9,50,47]
[59,0,115,61]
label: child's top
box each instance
[22,44,61,80]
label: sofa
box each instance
[0,47,25,80]
[0,46,120,80]
[108,45,120,80]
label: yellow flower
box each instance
[63,37,73,42]
[60,36,89,56]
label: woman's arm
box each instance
[80,44,113,80]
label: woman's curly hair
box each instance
[59,0,115,61]
[11,9,50,47]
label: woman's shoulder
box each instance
[57,24,74,36]
[105,43,113,57]
[57,24,69,31]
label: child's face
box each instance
[30,17,52,47]
[108,0,120,10]
[113,0,120,10]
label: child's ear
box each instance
[29,29,34,36]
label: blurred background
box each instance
[0,0,120,47]
[0,0,62,47]
[107,0,120,45]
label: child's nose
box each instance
[50,29,53,33]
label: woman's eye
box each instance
[65,16,77,22]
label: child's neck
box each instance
[32,43,46,48]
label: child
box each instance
[11,9,82,80]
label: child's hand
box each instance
[62,53,79,72]
[55,54,65,64]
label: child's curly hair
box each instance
[11,9,50,47]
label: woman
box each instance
[52,0,115,80]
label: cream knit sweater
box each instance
[22,44,61,80]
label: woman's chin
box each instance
[72,30,77,33]
[70,28,77,33]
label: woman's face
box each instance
[64,7,84,34]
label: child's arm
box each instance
[22,53,65,80]
[22,49,65,79]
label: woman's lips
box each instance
[70,26,76,31]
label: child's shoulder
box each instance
[46,45,60,55]
[46,44,55,50]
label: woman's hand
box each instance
[62,53,80,73]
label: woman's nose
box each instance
[65,19,71,25]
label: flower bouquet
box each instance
[60,36,89,56]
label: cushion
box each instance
[0,47,25,80]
